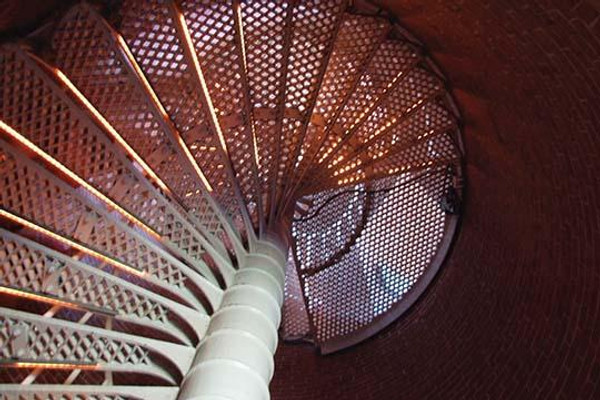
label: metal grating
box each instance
[0,45,231,282]
[0,138,221,309]
[180,0,263,232]
[239,0,291,219]
[293,185,368,272]
[51,4,224,240]
[117,0,249,237]
[290,13,390,194]
[272,0,346,211]
[293,169,454,346]
[313,39,418,167]
[281,251,311,341]
[0,229,209,345]
[0,307,193,385]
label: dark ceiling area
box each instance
[272,0,600,398]
[0,0,74,38]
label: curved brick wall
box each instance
[272,1,600,398]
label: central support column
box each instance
[178,239,287,400]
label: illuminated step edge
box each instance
[0,228,210,345]
[0,307,195,385]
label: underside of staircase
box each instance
[0,0,464,398]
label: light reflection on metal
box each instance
[2,361,100,370]
[234,0,262,186]
[50,66,172,195]
[175,133,214,192]
[176,12,229,155]
[116,34,214,193]
[0,119,161,240]
[0,286,88,311]
[0,209,147,278]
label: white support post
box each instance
[178,239,287,400]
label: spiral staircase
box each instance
[0,0,464,398]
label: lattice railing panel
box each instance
[295,169,452,343]
[180,0,262,231]
[0,230,207,345]
[0,46,228,278]
[0,140,220,307]
[117,0,248,233]
[0,308,192,383]
[272,0,346,204]
[51,4,224,242]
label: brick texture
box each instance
[271,1,600,399]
